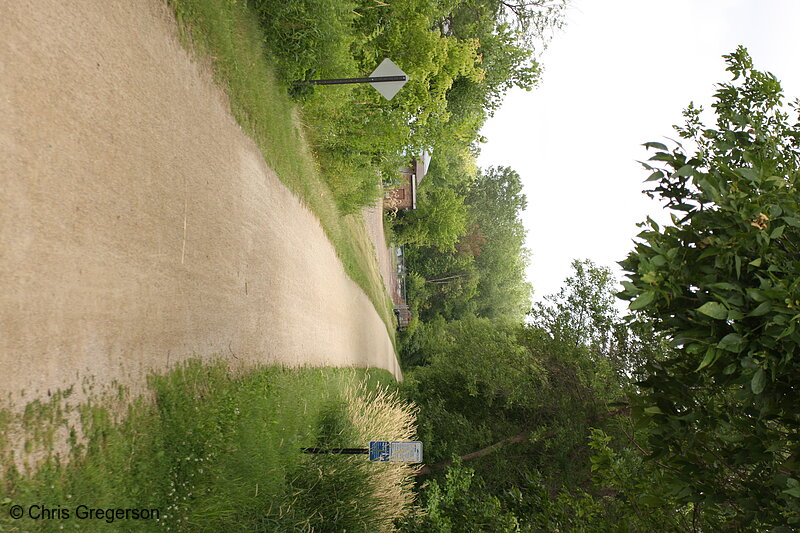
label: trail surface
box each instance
[0,0,400,407]
[363,201,400,305]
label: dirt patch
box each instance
[362,200,401,306]
[0,0,400,411]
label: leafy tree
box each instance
[618,47,800,529]
[423,142,481,190]
[528,259,667,385]
[531,259,618,351]
[253,0,567,213]
[437,0,543,128]
[487,0,569,48]
[400,259,687,530]
[402,166,531,324]
[347,0,488,157]
[466,167,532,320]
[395,185,469,250]
[584,428,699,532]
[399,147,481,322]
[404,246,479,322]
[405,261,631,484]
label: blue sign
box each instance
[369,441,391,462]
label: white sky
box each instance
[477,0,800,301]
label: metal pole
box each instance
[301,447,369,455]
[294,75,407,86]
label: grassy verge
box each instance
[0,361,417,532]
[168,0,396,335]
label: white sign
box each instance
[369,58,408,101]
[369,440,423,463]
[388,441,423,463]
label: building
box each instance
[383,153,431,212]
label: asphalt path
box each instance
[0,0,401,408]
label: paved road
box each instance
[0,0,400,408]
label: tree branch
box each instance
[416,430,533,476]
[416,406,633,477]
[425,273,466,284]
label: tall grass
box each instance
[344,380,420,528]
[272,379,420,531]
[0,362,418,532]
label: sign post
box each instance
[301,440,423,463]
[293,58,408,101]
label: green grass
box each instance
[168,0,396,336]
[0,361,416,532]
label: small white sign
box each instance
[369,58,408,101]
[389,441,423,463]
[369,440,423,463]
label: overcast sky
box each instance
[477,0,800,302]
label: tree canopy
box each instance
[400,47,800,532]
[401,166,531,324]
[467,167,532,319]
[618,46,800,529]
[253,0,560,212]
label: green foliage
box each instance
[476,0,569,50]
[398,462,521,532]
[529,259,667,386]
[424,142,481,189]
[532,260,617,350]
[251,0,482,212]
[402,243,480,323]
[251,0,359,84]
[466,167,532,319]
[396,186,470,250]
[0,364,404,532]
[402,313,613,494]
[583,428,697,532]
[403,317,539,465]
[618,47,800,528]
[403,166,531,324]
[439,4,541,114]
[248,0,553,214]
[399,259,695,531]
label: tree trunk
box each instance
[424,273,465,284]
[416,431,530,476]
[415,408,631,476]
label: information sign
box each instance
[369,441,423,463]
